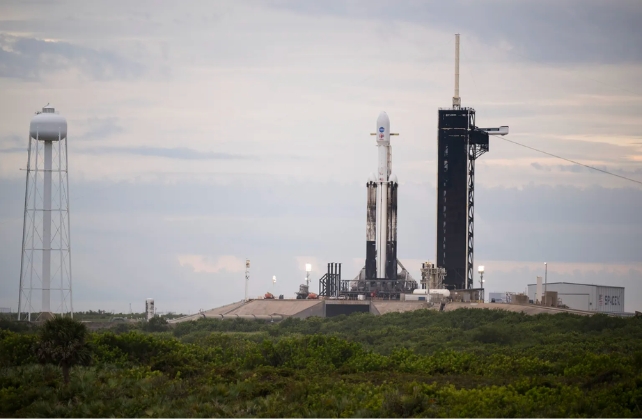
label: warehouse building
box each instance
[526,282,624,313]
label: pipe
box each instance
[42,140,52,314]
[337,263,341,297]
[18,136,33,320]
[377,182,388,278]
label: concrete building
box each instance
[526,282,624,313]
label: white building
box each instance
[526,282,624,313]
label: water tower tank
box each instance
[29,105,67,141]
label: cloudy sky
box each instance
[1,0,641,314]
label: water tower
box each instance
[18,104,73,320]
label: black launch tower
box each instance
[437,108,489,290]
[436,34,508,291]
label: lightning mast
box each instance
[453,33,461,109]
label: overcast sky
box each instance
[1,0,641,314]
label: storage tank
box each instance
[29,105,67,141]
[413,289,429,295]
[429,289,450,298]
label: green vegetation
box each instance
[0,310,184,323]
[2,309,642,417]
[35,317,92,384]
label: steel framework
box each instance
[18,124,73,320]
[319,263,342,297]
[339,279,417,300]
[437,108,488,290]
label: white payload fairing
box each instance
[365,112,398,280]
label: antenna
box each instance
[453,33,461,109]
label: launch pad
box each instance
[317,111,420,301]
[169,298,431,323]
[318,262,418,300]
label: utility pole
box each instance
[478,266,485,302]
[544,262,548,306]
[245,259,250,302]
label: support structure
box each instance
[319,263,342,298]
[18,105,72,320]
[436,35,508,291]
[420,261,447,290]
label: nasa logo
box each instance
[379,127,384,133]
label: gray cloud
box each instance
[527,161,642,180]
[558,165,586,174]
[0,33,144,80]
[0,134,24,153]
[0,147,23,154]
[1,177,641,312]
[267,0,642,64]
[2,177,639,263]
[530,162,549,172]
[475,184,642,263]
[0,134,21,143]
[83,146,256,161]
[79,117,124,140]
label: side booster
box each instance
[366,112,398,280]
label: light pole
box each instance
[478,266,485,302]
[305,264,312,288]
[544,262,548,306]
[245,259,250,302]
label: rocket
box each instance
[366,112,398,280]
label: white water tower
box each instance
[18,105,73,321]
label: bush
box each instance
[142,316,169,333]
[2,308,642,417]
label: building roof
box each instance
[526,282,624,289]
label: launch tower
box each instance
[437,34,508,290]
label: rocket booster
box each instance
[366,112,398,280]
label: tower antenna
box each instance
[453,33,461,109]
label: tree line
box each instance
[1,309,642,417]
